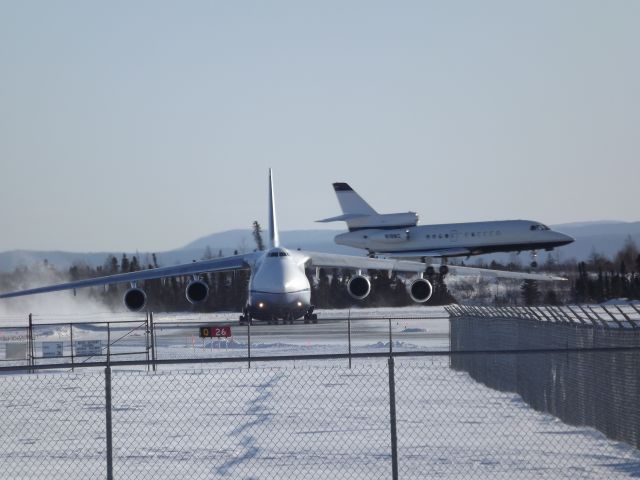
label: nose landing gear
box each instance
[530,250,538,269]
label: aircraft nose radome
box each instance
[558,232,575,245]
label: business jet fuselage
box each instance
[335,220,574,259]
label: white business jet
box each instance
[0,171,563,323]
[319,183,574,268]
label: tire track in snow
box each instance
[216,372,283,476]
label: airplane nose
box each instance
[558,233,574,245]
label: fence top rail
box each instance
[3,345,640,374]
[1,314,448,329]
[447,304,640,329]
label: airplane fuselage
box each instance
[247,247,312,321]
[335,219,574,258]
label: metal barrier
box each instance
[2,307,640,478]
[2,350,640,479]
[447,304,640,451]
[0,311,450,369]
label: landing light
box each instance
[297,301,302,307]
[258,302,265,308]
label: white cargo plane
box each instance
[319,183,574,268]
[0,171,564,323]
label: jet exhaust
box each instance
[347,274,371,300]
[123,287,147,312]
[186,280,209,304]
[408,278,433,303]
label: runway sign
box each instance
[5,343,27,360]
[199,326,232,338]
[42,342,64,358]
[74,340,103,357]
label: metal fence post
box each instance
[107,323,111,364]
[388,356,399,480]
[28,313,34,372]
[247,322,251,369]
[389,318,393,355]
[69,322,75,372]
[347,313,352,369]
[149,312,157,372]
[105,366,114,480]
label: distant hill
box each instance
[0,221,638,272]
[470,221,640,265]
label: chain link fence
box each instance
[2,352,640,479]
[0,312,450,369]
[448,304,640,452]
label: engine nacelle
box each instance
[123,287,147,312]
[347,274,371,300]
[186,280,209,304]
[407,278,433,303]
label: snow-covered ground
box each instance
[2,359,639,479]
[1,306,640,478]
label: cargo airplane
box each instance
[318,183,574,269]
[0,171,565,323]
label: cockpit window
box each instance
[268,249,289,257]
[530,224,550,231]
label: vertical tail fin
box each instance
[268,168,280,248]
[333,183,378,217]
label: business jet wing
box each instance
[0,252,260,299]
[300,251,564,281]
[384,248,473,258]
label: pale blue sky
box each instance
[1,1,638,252]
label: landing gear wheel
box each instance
[311,314,318,324]
[530,250,538,269]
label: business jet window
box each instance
[445,234,449,238]
[530,224,550,231]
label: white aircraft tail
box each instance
[318,182,419,231]
[332,182,378,217]
[268,168,280,248]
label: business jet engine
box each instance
[347,274,371,300]
[123,287,147,312]
[186,280,209,304]
[407,278,433,303]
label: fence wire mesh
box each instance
[0,372,107,479]
[449,308,640,452]
[2,356,640,479]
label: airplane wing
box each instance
[0,252,260,299]
[300,251,564,281]
[436,264,567,282]
[380,248,473,258]
[316,213,369,223]
[302,251,427,273]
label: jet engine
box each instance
[186,280,209,304]
[347,274,371,300]
[123,287,147,312]
[407,278,433,303]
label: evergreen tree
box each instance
[521,280,541,306]
[252,221,265,251]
